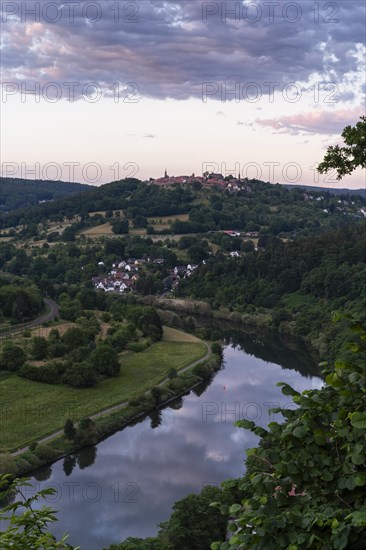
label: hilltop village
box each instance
[147,170,248,191]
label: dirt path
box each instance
[12,342,211,457]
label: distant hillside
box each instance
[2,177,366,240]
[1,178,194,228]
[0,178,93,212]
[283,184,366,198]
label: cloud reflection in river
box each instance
[30,342,322,549]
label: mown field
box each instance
[79,213,191,239]
[0,336,206,452]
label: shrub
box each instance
[126,341,148,353]
[168,367,177,379]
[62,363,98,388]
[0,453,17,475]
[34,444,58,461]
[129,393,147,407]
[64,419,76,440]
[168,378,186,393]
[31,336,48,360]
[150,386,163,406]
[19,362,64,385]
[0,342,27,371]
[76,417,98,446]
[192,362,211,378]
[89,342,120,376]
[211,342,223,358]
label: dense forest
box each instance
[177,223,366,358]
[0,178,93,213]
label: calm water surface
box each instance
[28,332,322,549]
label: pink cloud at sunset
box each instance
[256,107,365,135]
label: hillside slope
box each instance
[0,178,93,213]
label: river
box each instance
[26,330,323,549]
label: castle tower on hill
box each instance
[164,169,168,178]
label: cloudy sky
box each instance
[1,0,365,187]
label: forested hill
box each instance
[0,178,93,213]
[0,179,194,228]
[2,177,366,240]
[284,184,366,198]
[177,222,366,357]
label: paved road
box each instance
[12,342,211,457]
[1,298,59,336]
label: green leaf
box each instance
[293,426,309,438]
[349,343,361,353]
[229,504,242,514]
[314,430,327,445]
[350,444,364,465]
[345,477,357,490]
[348,372,359,384]
[246,447,257,457]
[235,419,255,430]
[354,474,366,486]
[277,382,300,396]
[325,372,343,388]
[332,311,344,322]
[349,411,366,429]
[351,322,364,333]
[346,510,366,526]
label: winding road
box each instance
[12,342,211,457]
[1,298,59,337]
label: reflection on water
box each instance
[27,333,322,550]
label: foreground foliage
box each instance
[317,116,366,180]
[0,475,77,549]
[212,317,366,549]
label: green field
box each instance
[0,340,206,452]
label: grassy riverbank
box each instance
[3,347,220,479]
[0,330,206,452]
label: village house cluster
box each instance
[147,170,250,192]
[148,172,365,218]
[91,259,142,293]
[91,258,200,294]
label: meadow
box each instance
[0,334,206,452]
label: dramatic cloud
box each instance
[256,106,365,135]
[1,0,365,101]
